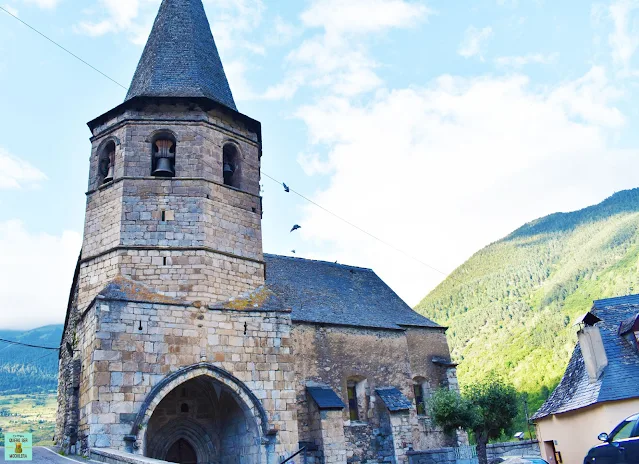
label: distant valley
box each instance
[0,324,62,394]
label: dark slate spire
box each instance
[125,0,237,110]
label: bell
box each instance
[153,157,175,177]
[103,165,114,183]
[223,162,235,184]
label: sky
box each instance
[1,0,639,330]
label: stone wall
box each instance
[404,328,463,450]
[70,296,298,460]
[293,323,456,463]
[87,103,261,194]
[407,440,541,464]
[306,402,347,464]
[486,440,540,460]
[78,101,264,312]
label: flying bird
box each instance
[283,183,290,193]
[290,225,301,233]
[291,250,296,254]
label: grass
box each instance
[0,393,57,446]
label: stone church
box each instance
[56,1,463,463]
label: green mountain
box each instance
[415,188,639,417]
[0,325,62,393]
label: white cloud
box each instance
[74,0,157,43]
[294,67,635,306]
[297,152,333,176]
[301,0,431,35]
[20,0,58,9]
[0,148,46,189]
[0,220,81,330]
[495,52,559,67]
[608,0,639,70]
[267,16,301,46]
[458,26,493,59]
[205,0,265,54]
[266,0,430,101]
[2,4,18,15]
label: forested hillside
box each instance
[416,188,639,416]
[0,325,62,393]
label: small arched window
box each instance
[98,141,116,185]
[180,403,189,413]
[151,133,176,178]
[222,143,241,188]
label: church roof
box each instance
[125,0,237,110]
[264,254,442,331]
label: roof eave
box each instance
[398,323,447,331]
[86,96,262,145]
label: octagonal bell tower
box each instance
[78,0,264,310]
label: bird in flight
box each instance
[283,183,290,193]
[290,225,301,233]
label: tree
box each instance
[429,375,519,464]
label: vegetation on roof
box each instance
[221,286,275,310]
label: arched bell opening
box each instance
[222,142,241,189]
[98,141,116,185]
[151,132,177,178]
[145,375,262,464]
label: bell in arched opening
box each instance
[103,150,115,183]
[99,142,116,185]
[152,139,176,177]
[223,161,235,184]
[222,143,240,188]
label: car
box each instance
[584,413,639,464]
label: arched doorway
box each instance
[144,374,263,463]
[166,438,197,464]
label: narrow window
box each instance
[346,378,367,422]
[161,210,166,221]
[413,378,430,416]
[152,134,176,178]
[223,143,241,188]
[414,384,426,416]
[347,385,359,421]
[98,141,116,185]
[181,403,189,413]
[163,257,167,266]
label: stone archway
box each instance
[132,363,272,464]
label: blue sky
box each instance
[1,0,639,329]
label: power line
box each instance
[0,338,59,351]
[1,8,456,281]
[0,5,128,91]
[260,172,451,277]
[29,350,60,365]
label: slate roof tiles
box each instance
[126,0,237,110]
[532,296,639,420]
[264,254,442,331]
[376,387,413,412]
